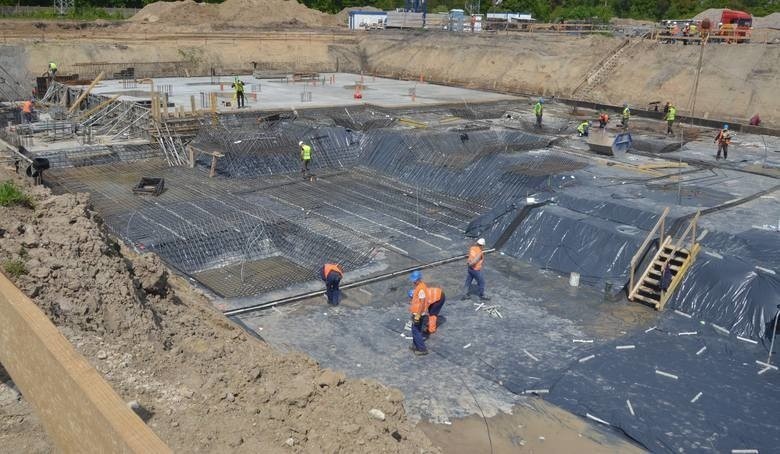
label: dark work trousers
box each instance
[464,268,485,297]
[667,120,674,134]
[411,315,427,352]
[325,271,341,305]
[717,142,728,159]
[536,114,542,128]
[301,159,310,175]
[236,91,245,108]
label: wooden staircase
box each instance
[628,209,701,310]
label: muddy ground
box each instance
[0,168,437,453]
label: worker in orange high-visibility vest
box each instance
[408,270,429,355]
[463,238,490,300]
[424,286,446,335]
[321,263,343,306]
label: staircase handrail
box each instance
[629,207,670,293]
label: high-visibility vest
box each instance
[666,106,676,121]
[425,287,443,305]
[409,281,429,315]
[234,80,244,93]
[323,263,343,279]
[622,107,630,119]
[689,25,698,34]
[533,102,543,116]
[467,246,484,271]
[49,62,57,70]
[301,144,312,160]
[21,101,32,113]
[717,130,731,144]
[577,121,589,134]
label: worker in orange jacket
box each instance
[21,98,34,124]
[321,263,343,305]
[463,238,489,300]
[425,286,446,335]
[408,270,429,355]
[715,124,732,160]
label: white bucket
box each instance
[569,272,580,287]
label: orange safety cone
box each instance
[353,85,362,99]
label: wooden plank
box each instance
[67,71,105,114]
[0,273,171,453]
[77,94,121,121]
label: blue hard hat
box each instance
[409,270,422,282]
[407,289,414,298]
[539,98,544,104]
[723,124,729,130]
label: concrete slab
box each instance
[82,73,517,111]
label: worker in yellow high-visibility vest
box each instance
[299,141,312,177]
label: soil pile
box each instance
[0,173,437,453]
[693,8,725,24]
[130,0,340,28]
[754,12,780,29]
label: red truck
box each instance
[714,9,752,43]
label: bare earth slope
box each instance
[0,171,437,453]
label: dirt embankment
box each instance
[0,172,437,453]
[355,32,780,126]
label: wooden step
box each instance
[644,276,660,286]
[638,285,660,297]
[633,293,660,308]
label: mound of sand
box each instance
[754,12,780,29]
[692,8,725,24]
[130,0,340,28]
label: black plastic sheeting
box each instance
[472,196,664,287]
[700,229,780,270]
[667,253,780,339]
[548,312,780,453]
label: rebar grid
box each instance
[191,118,361,177]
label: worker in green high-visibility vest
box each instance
[533,98,544,128]
[299,140,312,177]
[664,102,677,135]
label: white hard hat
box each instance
[299,141,303,146]
[477,238,486,246]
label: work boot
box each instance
[413,349,429,356]
[479,295,491,301]
[461,294,471,301]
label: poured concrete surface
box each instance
[83,73,517,111]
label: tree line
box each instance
[1,0,778,22]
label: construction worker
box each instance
[463,238,489,301]
[232,78,245,108]
[598,111,609,128]
[664,103,677,135]
[408,270,429,356]
[20,98,33,124]
[689,22,698,44]
[533,98,543,128]
[321,263,343,306]
[576,120,590,137]
[299,140,312,176]
[48,61,57,78]
[749,113,761,127]
[621,103,630,129]
[425,285,446,335]
[715,124,731,160]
